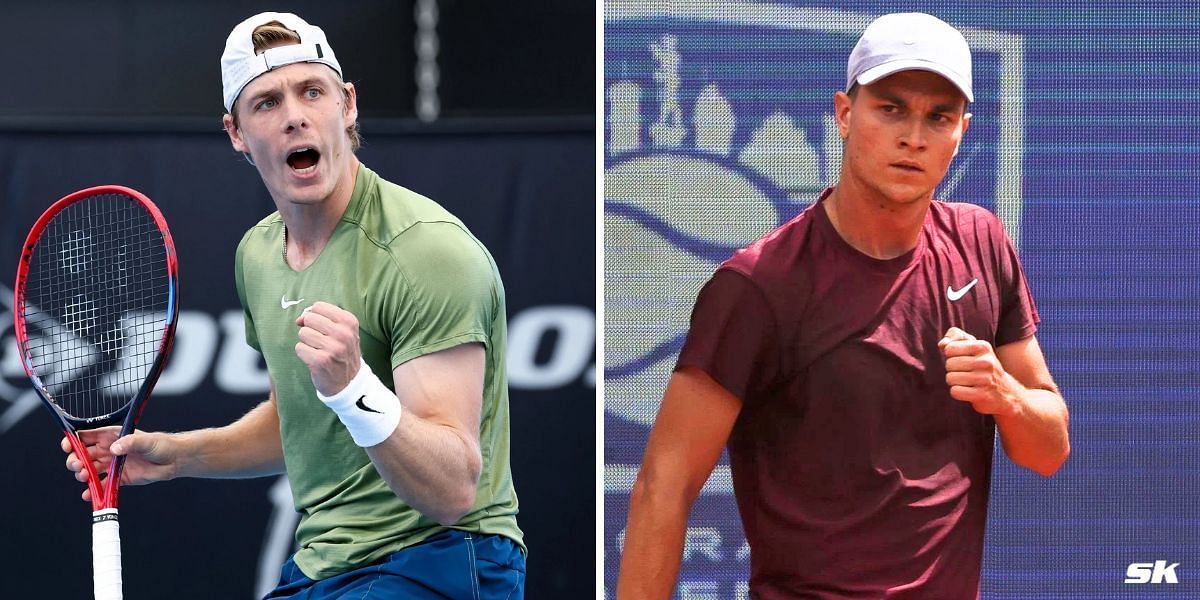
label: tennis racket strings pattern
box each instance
[13,186,178,600]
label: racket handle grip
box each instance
[92,509,123,600]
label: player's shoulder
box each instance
[236,212,282,254]
[929,199,1010,241]
[349,166,497,281]
[721,202,820,278]
[349,165,476,250]
[931,198,1003,227]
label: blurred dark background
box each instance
[0,1,592,121]
[0,1,595,598]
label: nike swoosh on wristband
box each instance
[355,395,383,414]
[947,278,979,302]
[281,296,304,309]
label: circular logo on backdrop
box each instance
[603,4,1021,428]
[604,30,839,426]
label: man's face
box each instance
[223,62,358,206]
[834,70,970,206]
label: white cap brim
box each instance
[856,59,974,103]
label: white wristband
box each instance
[316,358,402,447]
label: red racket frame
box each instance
[13,185,179,512]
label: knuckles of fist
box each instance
[293,301,363,395]
[938,331,1012,414]
[294,304,360,356]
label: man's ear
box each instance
[833,90,852,140]
[952,112,972,157]
[343,82,359,124]
[223,113,249,154]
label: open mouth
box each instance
[286,147,321,174]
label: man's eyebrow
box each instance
[931,101,964,114]
[243,77,332,105]
[873,91,907,106]
[873,89,964,114]
[243,87,279,104]
[293,77,330,90]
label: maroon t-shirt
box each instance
[677,191,1039,599]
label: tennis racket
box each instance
[12,185,179,600]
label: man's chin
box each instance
[874,184,934,207]
[285,189,329,205]
[264,171,326,201]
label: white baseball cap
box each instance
[220,12,343,113]
[846,13,973,103]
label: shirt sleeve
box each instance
[233,229,261,352]
[377,221,499,367]
[993,219,1040,347]
[675,267,780,403]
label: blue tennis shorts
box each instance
[263,530,525,599]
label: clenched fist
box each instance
[295,301,363,396]
[938,327,1021,417]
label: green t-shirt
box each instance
[234,164,523,579]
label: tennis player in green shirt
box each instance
[64,11,524,598]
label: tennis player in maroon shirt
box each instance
[617,12,1070,600]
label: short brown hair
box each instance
[230,21,362,151]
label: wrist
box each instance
[172,429,209,479]
[997,374,1027,419]
[317,358,402,447]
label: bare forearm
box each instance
[616,472,691,600]
[301,332,485,525]
[616,368,741,598]
[176,398,285,479]
[996,385,1070,476]
[366,413,482,525]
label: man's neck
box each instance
[823,176,931,260]
[278,156,360,270]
